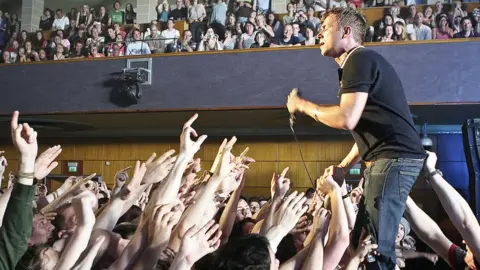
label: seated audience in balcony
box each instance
[256,14,275,39]
[306,7,320,29]
[111,42,126,56]
[449,1,467,22]
[86,27,105,52]
[24,41,37,61]
[378,25,395,42]
[247,10,257,27]
[110,1,125,25]
[422,6,434,27]
[235,0,253,24]
[271,24,300,46]
[451,15,462,35]
[453,17,479,38]
[31,31,44,51]
[374,14,394,40]
[222,28,236,49]
[211,0,228,26]
[0,11,7,50]
[5,40,19,60]
[161,19,181,45]
[113,22,126,40]
[433,1,443,18]
[169,0,188,21]
[39,8,54,31]
[283,3,295,25]
[173,29,196,52]
[238,21,256,48]
[266,12,281,38]
[432,14,452,39]
[56,30,71,51]
[126,29,151,55]
[1,50,10,64]
[98,6,111,28]
[301,25,318,45]
[291,22,305,42]
[18,30,28,48]
[105,27,117,45]
[52,9,70,30]
[197,32,223,50]
[37,49,48,61]
[145,23,165,53]
[188,0,207,43]
[125,3,137,24]
[405,4,416,25]
[17,48,29,63]
[88,45,105,58]
[69,41,88,58]
[250,31,269,48]
[329,0,348,9]
[53,44,66,60]
[473,8,480,34]
[409,12,432,40]
[9,13,20,36]
[156,1,170,25]
[66,8,77,23]
[77,5,93,28]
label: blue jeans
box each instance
[353,158,424,269]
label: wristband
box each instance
[342,193,350,200]
[17,172,35,179]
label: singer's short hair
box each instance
[321,7,367,44]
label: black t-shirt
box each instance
[339,47,426,161]
[169,8,188,20]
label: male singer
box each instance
[287,7,425,269]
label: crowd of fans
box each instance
[0,0,478,63]
[0,111,479,269]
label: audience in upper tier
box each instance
[0,110,479,269]
[0,1,479,63]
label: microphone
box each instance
[289,113,295,129]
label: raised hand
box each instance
[180,114,208,158]
[117,161,147,201]
[147,204,182,250]
[274,191,308,233]
[114,166,131,188]
[142,150,176,185]
[350,186,364,205]
[61,176,78,190]
[286,88,302,115]
[317,174,341,195]
[0,155,7,176]
[11,111,38,158]
[271,167,290,200]
[213,137,237,180]
[314,208,331,239]
[424,151,437,174]
[323,165,345,187]
[34,145,62,179]
[179,220,222,266]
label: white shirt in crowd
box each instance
[53,16,70,30]
[161,29,180,45]
[126,42,152,55]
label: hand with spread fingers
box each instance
[178,220,222,266]
[142,150,177,185]
[274,191,309,234]
[35,145,63,180]
[147,204,182,251]
[180,114,208,158]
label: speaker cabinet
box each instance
[462,119,480,218]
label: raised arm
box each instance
[404,196,452,265]
[54,192,97,270]
[425,151,480,261]
[0,111,38,270]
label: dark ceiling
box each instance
[0,104,477,138]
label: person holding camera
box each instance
[197,30,223,51]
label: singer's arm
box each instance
[291,92,368,131]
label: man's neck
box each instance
[334,43,361,66]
